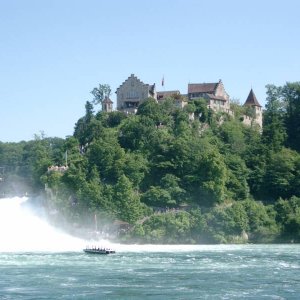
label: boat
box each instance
[83,247,116,254]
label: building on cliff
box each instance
[187,80,232,115]
[242,88,262,127]
[102,96,113,113]
[114,74,262,127]
[115,74,156,114]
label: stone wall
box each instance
[116,74,156,112]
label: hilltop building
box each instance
[157,90,180,100]
[242,88,262,127]
[113,74,262,127]
[157,90,187,109]
[188,80,231,114]
[116,74,156,114]
[102,96,113,113]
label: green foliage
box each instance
[204,203,249,243]
[242,126,266,198]
[264,148,300,199]
[114,175,142,224]
[263,84,287,151]
[138,211,195,243]
[192,98,209,122]
[123,152,148,188]
[118,115,155,151]
[94,110,126,129]
[136,98,161,124]
[282,82,300,151]
[91,84,111,106]
[2,83,300,243]
[225,153,249,200]
[218,119,246,155]
[141,186,174,207]
[87,132,125,183]
[274,196,300,241]
[241,200,279,242]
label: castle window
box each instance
[127,91,139,99]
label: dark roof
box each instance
[188,83,218,94]
[207,94,227,101]
[244,89,261,107]
[149,83,156,95]
[103,96,113,104]
[157,90,180,95]
[157,90,180,99]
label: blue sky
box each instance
[0,0,299,142]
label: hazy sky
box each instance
[1,0,299,142]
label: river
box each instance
[0,197,299,299]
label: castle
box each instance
[102,74,262,127]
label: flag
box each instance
[162,76,164,87]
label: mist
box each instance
[0,197,87,252]
[0,197,247,253]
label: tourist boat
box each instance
[83,247,116,254]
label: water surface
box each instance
[0,244,299,299]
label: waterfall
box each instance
[0,197,84,252]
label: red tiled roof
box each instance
[157,90,180,98]
[244,89,261,107]
[188,83,218,94]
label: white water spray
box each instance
[0,197,254,253]
[0,197,86,252]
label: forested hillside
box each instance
[1,82,300,244]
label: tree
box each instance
[118,115,155,151]
[122,152,148,188]
[114,175,142,224]
[105,111,127,127]
[87,132,125,183]
[264,148,300,200]
[225,153,249,200]
[263,84,287,152]
[91,84,111,106]
[241,200,279,242]
[192,98,209,122]
[21,135,54,189]
[218,119,246,155]
[242,126,267,198]
[204,204,249,243]
[275,196,300,241]
[282,82,300,151]
[137,98,160,121]
[137,211,194,243]
[84,101,94,123]
[141,186,173,207]
[73,101,96,145]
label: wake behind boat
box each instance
[84,246,116,254]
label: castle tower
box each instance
[243,89,262,127]
[102,96,113,112]
[115,74,156,114]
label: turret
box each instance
[243,89,262,127]
[102,96,113,112]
